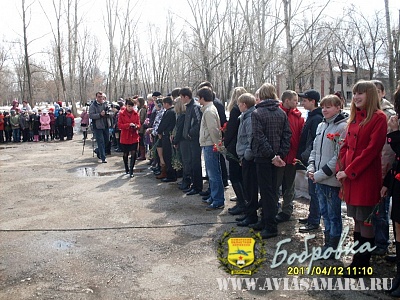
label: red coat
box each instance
[118,109,141,144]
[0,114,4,131]
[339,109,387,206]
[279,103,304,163]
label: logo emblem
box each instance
[227,238,255,268]
[217,229,266,275]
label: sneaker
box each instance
[206,203,225,211]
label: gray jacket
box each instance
[307,112,348,187]
[236,106,255,161]
[89,101,109,130]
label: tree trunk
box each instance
[384,0,395,100]
[22,0,33,107]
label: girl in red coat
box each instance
[336,80,387,276]
[118,99,141,178]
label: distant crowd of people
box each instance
[0,100,75,143]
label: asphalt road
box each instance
[0,134,394,300]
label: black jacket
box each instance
[224,104,241,156]
[297,107,323,165]
[157,107,176,136]
[172,114,185,145]
[182,99,202,141]
[213,98,227,127]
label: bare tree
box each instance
[347,8,386,80]
[21,0,34,106]
[283,0,331,90]
[384,0,396,99]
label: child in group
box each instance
[0,111,4,143]
[40,110,51,142]
[80,107,90,140]
[65,109,75,140]
[235,93,258,226]
[4,112,12,142]
[9,109,20,142]
[49,108,56,140]
[307,95,348,256]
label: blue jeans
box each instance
[203,146,224,206]
[307,178,320,225]
[373,195,390,251]
[93,128,109,161]
[316,184,342,238]
[12,128,20,142]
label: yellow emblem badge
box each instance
[217,228,266,275]
[227,238,255,268]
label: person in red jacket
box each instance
[118,99,141,178]
[275,90,305,222]
[336,80,387,277]
[0,111,4,143]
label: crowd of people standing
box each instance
[0,100,75,143]
[89,79,400,291]
[4,78,399,291]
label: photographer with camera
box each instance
[89,91,110,163]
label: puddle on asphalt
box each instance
[76,167,146,177]
[53,240,74,250]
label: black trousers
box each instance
[256,161,279,231]
[242,159,258,217]
[162,134,176,179]
[189,140,203,191]
[227,157,242,184]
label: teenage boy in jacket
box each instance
[275,90,305,223]
[297,89,323,233]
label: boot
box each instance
[137,145,146,160]
[156,164,167,179]
[123,155,129,174]
[342,231,361,277]
[389,242,400,295]
[129,155,136,178]
[344,235,374,278]
[327,235,341,259]
[34,135,39,142]
[228,182,247,215]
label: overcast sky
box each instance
[0,0,399,67]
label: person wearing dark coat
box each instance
[157,97,177,182]
[251,83,291,239]
[56,108,67,141]
[296,89,324,233]
[179,88,203,195]
[225,87,247,216]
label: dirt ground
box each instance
[0,133,396,300]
